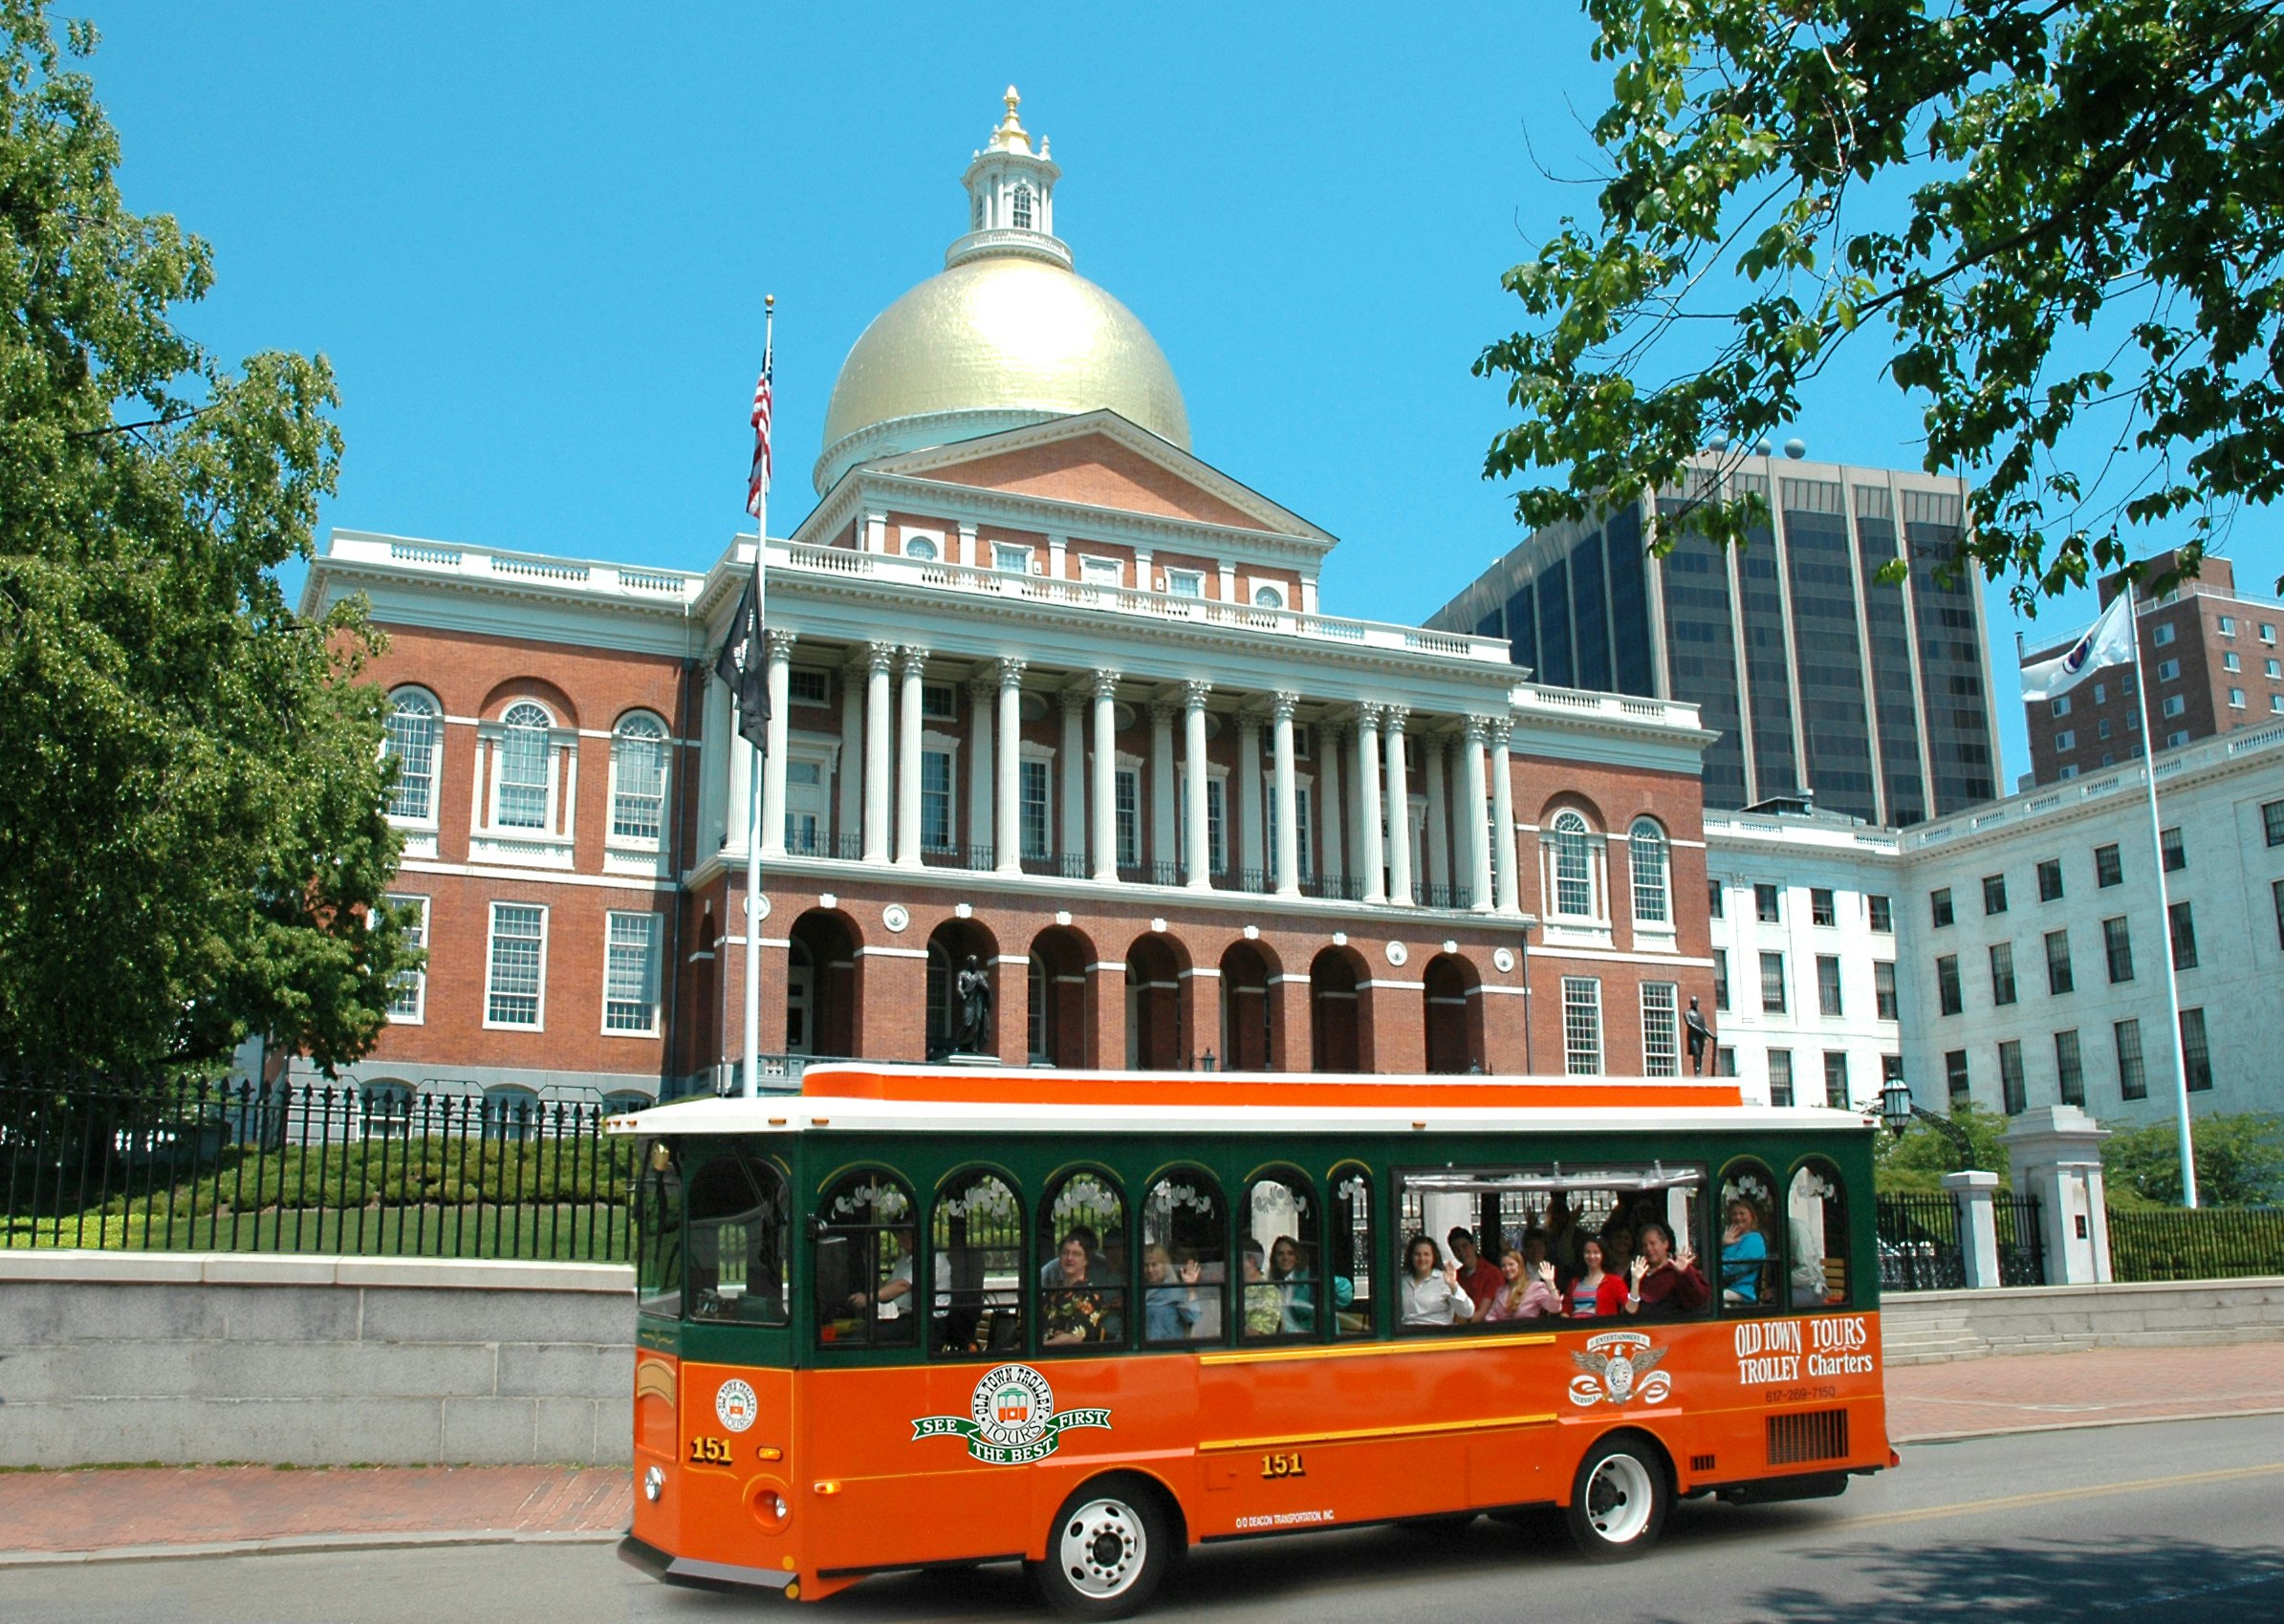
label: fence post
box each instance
[1943,1170,2003,1289]
[2002,1104,2113,1285]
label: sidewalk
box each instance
[3,1342,2278,1562]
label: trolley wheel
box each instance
[1564,1436,1669,1561]
[1031,1478,1171,1620]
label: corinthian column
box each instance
[760,629,796,857]
[1356,705,1385,905]
[861,641,893,864]
[1491,719,1522,915]
[1463,718,1494,914]
[1384,705,1413,907]
[1271,692,1300,898]
[1091,671,1120,882]
[995,659,1027,874]
[895,647,929,866]
[1183,681,1213,889]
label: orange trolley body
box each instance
[612,1066,1890,1612]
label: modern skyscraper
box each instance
[1427,453,2001,825]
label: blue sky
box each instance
[81,2,2272,788]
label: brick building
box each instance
[295,92,1718,1109]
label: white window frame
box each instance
[1640,982,1679,1077]
[1562,977,1603,1075]
[1078,554,1124,588]
[1115,761,1142,867]
[484,901,549,1030]
[920,735,960,853]
[1018,747,1053,861]
[1251,583,1287,609]
[382,687,443,828]
[1164,567,1206,598]
[899,527,943,562]
[2230,687,2247,709]
[993,542,1034,575]
[607,711,670,847]
[601,911,662,1036]
[788,667,831,706]
[2163,694,2186,718]
[2155,621,2177,646]
[2158,657,2182,682]
[386,894,429,1024]
[1546,810,1599,920]
[1627,817,1671,929]
[2054,728,2076,751]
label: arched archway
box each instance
[1310,945,1372,1072]
[787,907,861,1057]
[926,918,1001,1059]
[1218,941,1276,1072]
[1030,924,1098,1068]
[1423,953,1487,1074]
[1125,932,1192,1071]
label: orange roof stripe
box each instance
[798,1068,1746,1112]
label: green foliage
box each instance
[1872,1099,2010,1195]
[1480,0,2284,606]
[2102,1112,2284,1207]
[0,4,416,1073]
[2106,1206,2284,1280]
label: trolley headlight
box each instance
[643,1465,665,1503]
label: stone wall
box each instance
[1880,1275,2284,1365]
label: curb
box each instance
[1894,1402,2284,1446]
[0,1527,622,1570]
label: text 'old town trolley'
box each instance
[611,1066,1890,1616]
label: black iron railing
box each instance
[2108,1207,2284,1281]
[1874,1192,1966,1291]
[1993,1192,2048,1287]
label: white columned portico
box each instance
[995,659,1027,874]
[861,641,894,864]
[967,676,995,864]
[1383,705,1413,907]
[1490,720,1521,915]
[1059,686,1087,872]
[1423,729,1450,902]
[895,646,928,866]
[1149,701,1177,878]
[1356,704,1386,906]
[1091,670,1120,882]
[760,629,795,857]
[1462,718,1494,914]
[1271,692,1300,899]
[837,655,864,853]
[1237,710,1265,885]
[1318,721,1345,887]
[1183,681,1213,889]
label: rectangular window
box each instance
[1115,769,1141,866]
[2050,695,2072,718]
[485,903,546,1029]
[1930,887,1955,927]
[1759,951,1787,1014]
[1078,554,1123,588]
[1019,758,1051,860]
[2103,915,2135,984]
[1868,894,1894,933]
[2116,1018,2147,1100]
[385,894,428,1022]
[2054,728,2076,752]
[1641,983,1680,1078]
[1873,960,1898,1020]
[2044,929,2075,996]
[2099,718,2112,740]
[2274,878,2284,950]
[1165,568,1206,598]
[2266,623,2278,643]
[1990,942,2017,1007]
[2055,1029,2084,1107]
[789,667,830,706]
[1998,1040,2026,1115]
[1768,1050,1795,1108]
[1718,1046,1738,1078]
[2181,1007,2213,1092]
[1822,1050,1848,1111]
[2269,660,2282,679]
[1936,953,1962,1016]
[2096,843,2123,886]
[1755,882,1780,923]
[2036,858,2063,901]
[1562,977,1603,1075]
[603,912,661,1034]
[1708,879,1725,920]
[2224,652,2242,674]
[920,681,957,720]
[2220,615,2237,637]
[1816,955,1842,1018]
[2230,687,2247,709]
[1811,887,1837,927]
[1712,948,1729,1012]
[2162,694,2186,718]
[1982,874,2008,915]
[1207,777,1228,873]
[993,542,1033,574]
[2158,657,2182,682]
[2168,900,2198,971]
[921,749,954,851]
[383,704,439,821]
[1945,1049,1971,1105]
[2155,622,2177,646]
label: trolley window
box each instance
[682,1141,789,1326]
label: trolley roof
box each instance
[606,1065,1874,1139]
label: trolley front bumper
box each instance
[618,1531,798,1596]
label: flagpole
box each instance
[742,295,773,1101]
[2129,597,2198,1208]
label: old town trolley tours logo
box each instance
[1569,1332,1672,1407]
[911,1363,1112,1465]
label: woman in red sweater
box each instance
[1565,1236,1629,1319]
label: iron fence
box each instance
[1874,1192,1967,1290]
[1992,1192,2048,1287]
[1,1072,633,1262]
[2108,1206,2284,1282]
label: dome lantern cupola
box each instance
[946,86,1070,271]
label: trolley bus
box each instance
[612,1066,1890,1616]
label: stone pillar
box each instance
[1356,705,1386,905]
[1183,681,1213,889]
[861,641,893,864]
[1423,730,1451,903]
[1271,692,1300,898]
[967,676,995,866]
[1091,671,1120,883]
[1490,721,1521,916]
[995,659,1026,874]
[1317,721,1345,887]
[1944,1169,2004,1290]
[1383,705,1413,907]
[2002,1104,2115,1285]
[760,630,795,857]
[1149,701,1177,878]
[895,646,928,867]
[1237,710,1265,886]
[1059,686,1087,872]
[837,656,864,854]
[1462,718,1493,915]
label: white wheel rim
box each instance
[1058,1497,1147,1598]
[1584,1454,1654,1545]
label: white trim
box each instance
[599,908,663,1038]
[1358,978,1427,990]
[855,944,931,959]
[395,858,676,894]
[483,899,550,1032]
[384,893,429,1026]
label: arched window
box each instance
[1011,184,1033,229]
[600,1090,651,1119]
[1027,953,1048,1064]
[1329,1162,1375,1337]
[360,1081,414,1136]
[383,689,441,820]
[1718,1159,1780,1313]
[496,702,554,829]
[1039,1168,1125,1351]
[481,1083,540,1141]
[610,713,669,842]
[1242,1169,1318,1339]
[814,1168,917,1349]
[1252,585,1286,610]
[683,1144,789,1325]
[1629,817,1670,924]
[933,1169,1024,1356]
[1141,1167,1224,1346]
[1786,1160,1851,1309]
[1550,810,1596,918]
[903,534,938,562]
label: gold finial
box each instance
[1005,84,1019,117]
[991,84,1031,152]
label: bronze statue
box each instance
[1685,995,1713,1075]
[952,954,992,1053]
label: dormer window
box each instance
[1011,184,1033,229]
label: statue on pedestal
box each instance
[952,954,992,1054]
[1685,996,1714,1076]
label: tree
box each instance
[2103,1114,2284,1207]
[0,4,416,1078]
[1872,1099,2010,1195]
[1479,1,2284,607]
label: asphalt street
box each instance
[11,1413,2283,1624]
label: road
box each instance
[12,1414,2284,1623]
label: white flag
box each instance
[2021,594,2137,703]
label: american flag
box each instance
[745,345,772,517]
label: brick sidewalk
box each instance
[4,1343,2279,1559]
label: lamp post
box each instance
[1880,1076,1975,1171]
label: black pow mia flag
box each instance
[713,574,770,752]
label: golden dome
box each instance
[816,252,1190,492]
